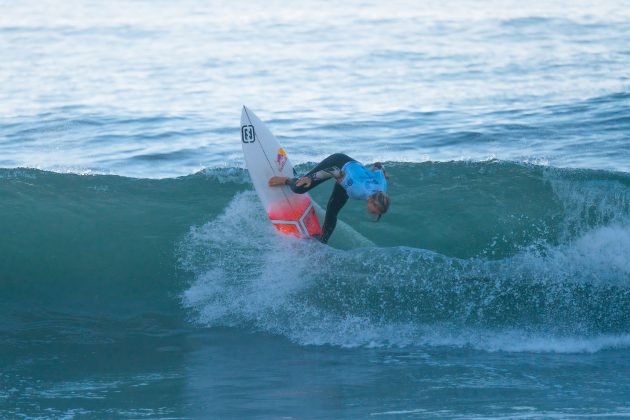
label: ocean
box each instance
[1,0,629,418]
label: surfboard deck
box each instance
[240,106,322,238]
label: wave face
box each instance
[2,161,629,352]
[0,166,250,315]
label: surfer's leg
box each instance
[319,183,349,244]
[306,153,354,177]
[289,153,355,194]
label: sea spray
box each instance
[177,164,630,351]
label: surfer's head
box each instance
[367,191,390,222]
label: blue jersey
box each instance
[339,161,387,200]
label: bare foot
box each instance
[268,176,288,187]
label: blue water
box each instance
[1,0,629,418]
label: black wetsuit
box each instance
[288,153,354,243]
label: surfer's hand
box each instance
[296,176,312,188]
[372,162,390,180]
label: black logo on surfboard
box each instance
[241,125,255,143]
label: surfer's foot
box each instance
[268,176,289,187]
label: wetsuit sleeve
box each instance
[308,166,342,182]
[288,167,341,194]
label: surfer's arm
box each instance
[295,166,343,188]
[309,166,343,181]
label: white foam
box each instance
[199,166,250,184]
[509,223,630,287]
[180,191,329,324]
[179,192,630,354]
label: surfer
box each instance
[268,153,390,243]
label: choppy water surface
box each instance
[1,0,629,418]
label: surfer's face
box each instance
[367,198,383,222]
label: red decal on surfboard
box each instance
[267,197,322,238]
[277,148,287,172]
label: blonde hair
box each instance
[371,191,390,220]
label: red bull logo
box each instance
[277,147,287,172]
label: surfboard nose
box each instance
[241,106,262,127]
[241,106,252,125]
[241,105,251,121]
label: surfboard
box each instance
[240,106,322,238]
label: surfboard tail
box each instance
[268,198,322,238]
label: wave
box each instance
[177,162,629,352]
[1,161,629,352]
[179,191,629,352]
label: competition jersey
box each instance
[339,161,387,200]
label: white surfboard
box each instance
[240,106,322,238]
